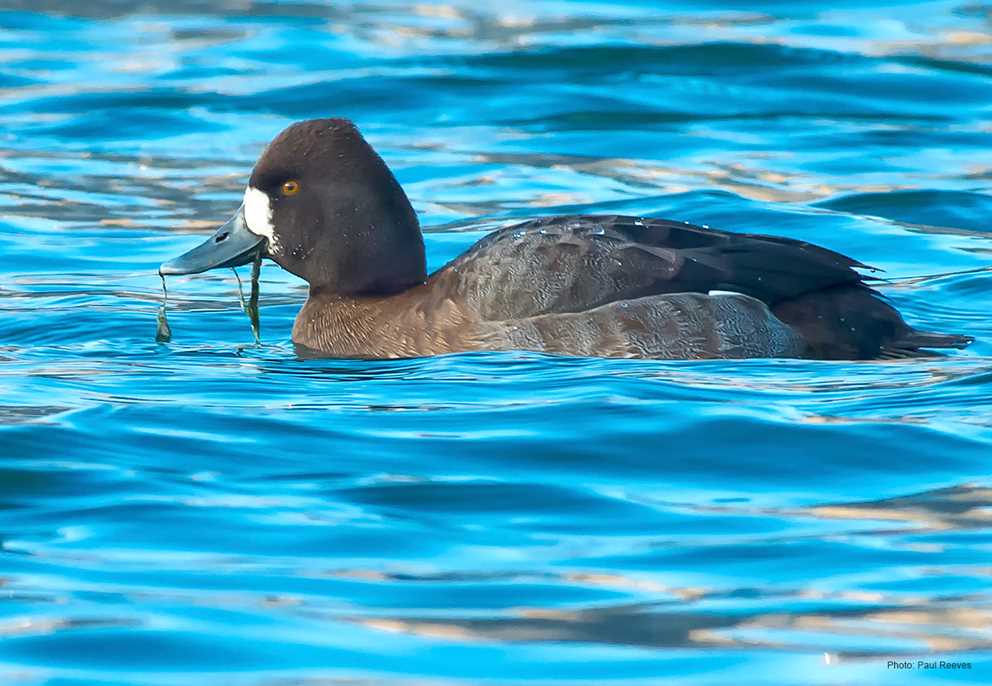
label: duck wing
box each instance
[430,214,971,359]
[432,214,872,321]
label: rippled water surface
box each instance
[2,1,992,684]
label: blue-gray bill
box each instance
[159,205,264,276]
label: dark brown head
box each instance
[242,119,426,295]
[159,119,427,295]
[161,119,426,294]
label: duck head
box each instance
[160,118,427,295]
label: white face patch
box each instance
[243,186,280,255]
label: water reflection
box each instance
[345,600,992,657]
[811,484,992,532]
[668,482,992,534]
[320,482,992,657]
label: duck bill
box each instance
[159,206,264,276]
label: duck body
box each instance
[160,119,972,360]
[291,214,967,360]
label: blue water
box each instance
[1,1,991,683]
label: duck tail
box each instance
[879,329,974,358]
[772,284,974,359]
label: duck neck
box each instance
[291,285,479,358]
[291,289,412,357]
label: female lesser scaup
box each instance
[160,118,971,360]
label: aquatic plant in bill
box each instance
[155,273,172,343]
[157,249,262,344]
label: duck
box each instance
[159,118,972,360]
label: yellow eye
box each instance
[281,179,300,196]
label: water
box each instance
[1,1,991,683]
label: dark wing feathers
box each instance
[607,215,877,304]
[435,214,876,320]
[430,214,970,359]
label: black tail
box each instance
[879,329,974,359]
[772,284,973,360]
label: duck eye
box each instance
[281,180,300,196]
